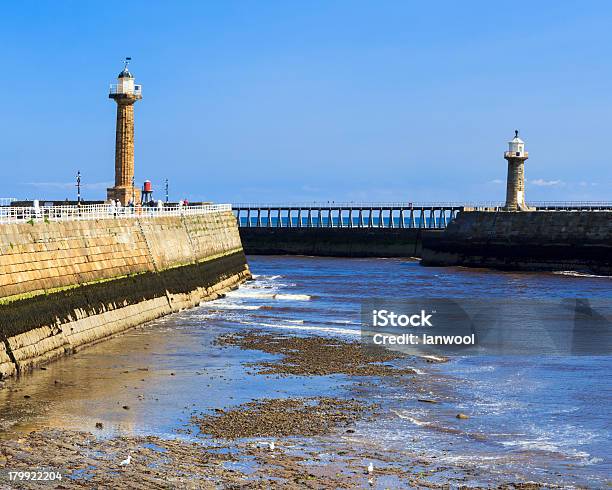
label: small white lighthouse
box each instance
[503,130,530,211]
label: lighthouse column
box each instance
[504,157,527,211]
[114,100,136,189]
[107,59,142,205]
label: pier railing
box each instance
[233,201,612,229]
[529,201,612,210]
[0,198,17,207]
[3,201,610,227]
[233,204,465,229]
[0,203,231,224]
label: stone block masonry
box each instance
[421,210,612,275]
[239,227,440,258]
[0,211,251,378]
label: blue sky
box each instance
[1,1,611,203]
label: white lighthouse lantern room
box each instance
[507,130,525,157]
[111,57,141,96]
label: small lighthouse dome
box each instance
[508,130,525,156]
[118,67,134,79]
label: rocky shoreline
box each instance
[0,330,556,489]
[193,397,377,439]
[215,331,416,377]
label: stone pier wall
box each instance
[239,227,438,258]
[0,211,250,378]
[421,210,612,275]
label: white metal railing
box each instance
[109,84,142,96]
[0,203,231,225]
[233,201,612,209]
[0,198,17,207]
[233,201,500,208]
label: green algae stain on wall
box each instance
[0,213,251,378]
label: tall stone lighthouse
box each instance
[503,130,530,211]
[107,59,142,205]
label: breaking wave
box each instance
[553,271,611,279]
[239,321,359,336]
[226,291,312,301]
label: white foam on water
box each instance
[225,291,312,301]
[439,454,505,464]
[249,274,282,280]
[553,271,612,279]
[242,321,359,336]
[330,319,361,326]
[584,457,603,465]
[421,354,447,362]
[226,291,276,299]
[273,293,312,301]
[501,439,560,452]
[391,409,430,427]
[499,438,596,462]
[453,364,496,374]
[465,397,526,416]
[209,303,262,311]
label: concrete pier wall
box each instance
[239,227,440,257]
[0,212,250,378]
[421,210,612,275]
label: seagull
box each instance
[269,441,275,451]
[366,462,374,474]
[119,454,132,466]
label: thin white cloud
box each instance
[489,179,504,184]
[530,179,564,187]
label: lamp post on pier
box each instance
[76,171,82,204]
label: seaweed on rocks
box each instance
[215,331,415,377]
